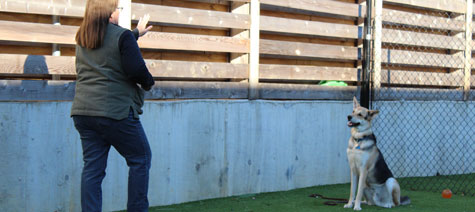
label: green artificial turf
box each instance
[144,183,474,212]
[115,174,474,212]
[398,173,475,196]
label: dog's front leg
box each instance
[353,170,367,210]
[344,171,358,208]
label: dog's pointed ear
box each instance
[369,110,379,119]
[353,96,360,108]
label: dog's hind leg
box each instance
[388,178,411,206]
[386,178,399,207]
[344,172,358,208]
[363,187,375,206]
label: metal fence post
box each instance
[52,15,61,57]
[463,0,473,101]
[118,0,131,30]
[361,0,373,107]
[249,0,260,100]
[372,0,382,103]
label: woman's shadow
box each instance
[17,55,75,100]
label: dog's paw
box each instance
[353,205,362,211]
[344,203,353,208]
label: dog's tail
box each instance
[400,196,411,205]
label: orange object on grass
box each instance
[442,189,452,199]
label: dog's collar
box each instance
[353,134,376,150]
[353,134,376,143]
[355,144,374,150]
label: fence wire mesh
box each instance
[370,8,474,196]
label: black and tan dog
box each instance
[344,97,410,210]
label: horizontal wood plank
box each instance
[381,8,465,32]
[2,52,471,85]
[259,83,357,100]
[132,3,250,29]
[0,54,75,75]
[0,0,85,17]
[0,20,249,53]
[260,16,360,39]
[380,69,464,87]
[0,20,76,45]
[469,42,475,50]
[146,81,249,99]
[0,54,362,82]
[183,0,250,4]
[0,54,249,79]
[0,1,251,30]
[1,79,470,101]
[0,80,250,100]
[145,60,248,79]
[260,0,365,18]
[138,32,249,53]
[376,87,465,100]
[383,0,466,14]
[381,28,465,50]
[0,80,250,101]
[0,80,76,101]
[381,49,464,69]
[259,64,358,81]
[260,39,359,61]
[0,79,363,101]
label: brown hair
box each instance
[76,0,118,49]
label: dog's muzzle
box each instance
[347,115,360,127]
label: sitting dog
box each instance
[344,97,410,210]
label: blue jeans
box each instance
[73,110,151,212]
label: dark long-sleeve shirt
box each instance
[118,28,155,91]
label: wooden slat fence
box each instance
[373,0,475,100]
[0,0,473,101]
[0,0,365,100]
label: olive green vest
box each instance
[71,23,144,120]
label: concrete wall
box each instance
[0,100,353,212]
[1,100,473,211]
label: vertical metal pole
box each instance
[373,0,382,105]
[118,0,131,30]
[52,15,61,56]
[249,0,260,100]
[361,0,372,108]
[463,0,473,101]
[52,15,61,80]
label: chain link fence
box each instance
[370,7,474,196]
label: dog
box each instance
[344,97,410,210]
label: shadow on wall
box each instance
[21,55,48,89]
[0,55,76,101]
[24,55,49,75]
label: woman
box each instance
[71,0,154,211]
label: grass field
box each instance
[115,174,474,212]
[398,174,475,196]
[143,183,474,212]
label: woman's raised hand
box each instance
[137,14,153,37]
